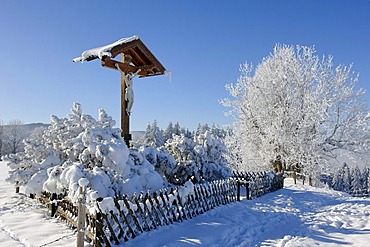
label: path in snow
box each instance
[125,179,370,247]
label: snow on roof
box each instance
[73,35,139,63]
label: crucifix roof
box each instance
[73,35,166,77]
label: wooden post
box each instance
[51,193,58,217]
[237,181,241,202]
[121,54,131,147]
[77,186,86,247]
[15,181,20,193]
[246,181,250,200]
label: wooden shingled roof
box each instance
[74,37,166,78]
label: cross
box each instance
[73,36,166,146]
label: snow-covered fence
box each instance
[232,171,284,200]
[94,179,236,246]
[36,172,283,246]
[39,192,79,228]
[284,170,307,183]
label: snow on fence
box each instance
[232,171,284,200]
[37,172,284,246]
[93,179,236,246]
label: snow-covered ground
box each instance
[0,161,86,247]
[1,161,370,246]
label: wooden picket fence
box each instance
[93,179,236,246]
[232,171,284,200]
[37,172,284,246]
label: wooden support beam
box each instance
[120,55,131,146]
[101,57,161,77]
[101,58,148,77]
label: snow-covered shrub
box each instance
[5,128,62,191]
[5,103,166,204]
[164,125,231,184]
[193,130,231,181]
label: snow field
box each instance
[0,161,85,246]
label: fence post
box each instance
[246,182,250,200]
[77,179,87,247]
[51,193,58,217]
[95,210,102,247]
[237,181,241,202]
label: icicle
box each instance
[164,70,172,82]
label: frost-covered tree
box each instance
[223,126,244,171]
[5,124,61,192]
[5,120,26,154]
[193,128,230,181]
[144,120,164,147]
[196,123,209,136]
[342,163,352,193]
[351,166,363,196]
[165,124,230,184]
[332,170,344,192]
[362,167,369,194]
[165,134,196,163]
[173,122,182,136]
[163,121,174,141]
[222,45,370,184]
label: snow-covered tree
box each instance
[165,134,195,163]
[362,167,369,194]
[223,126,244,171]
[196,123,209,136]
[173,122,182,136]
[221,45,370,184]
[351,166,363,196]
[144,120,164,147]
[165,124,230,184]
[5,125,61,191]
[332,164,345,191]
[5,120,26,154]
[163,121,174,141]
[5,103,165,204]
[193,129,230,181]
[342,163,352,193]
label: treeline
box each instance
[139,120,226,147]
[326,163,370,196]
[0,120,48,158]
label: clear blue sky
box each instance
[0,1,369,131]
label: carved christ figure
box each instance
[115,64,141,116]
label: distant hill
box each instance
[1,123,145,157]
[23,123,50,134]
